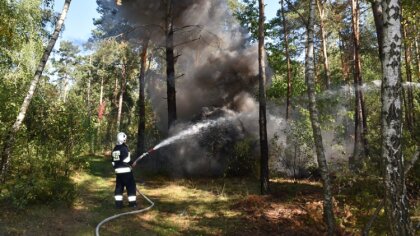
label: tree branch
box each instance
[284,0,309,28]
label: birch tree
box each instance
[0,0,72,182]
[305,0,335,234]
[381,0,413,234]
[316,0,331,89]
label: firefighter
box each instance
[111,132,137,208]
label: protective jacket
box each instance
[111,144,133,174]
[111,143,137,208]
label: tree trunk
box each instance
[316,0,331,89]
[100,77,104,105]
[87,74,94,154]
[258,0,269,195]
[402,22,415,128]
[381,0,413,234]
[412,0,420,81]
[306,0,335,234]
[281,0,293,121]
[414,30,420,81]
[371,0,384,59]
[166,0,177,129]
[97,76,104,149]
[137,39,149,157]
[350,0,369,170]
[338,32,349,82]
[0,0,72,182]
[116,63,126,132]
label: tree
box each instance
[165,0,177,129]
[52,40,80,102]
[380,0,413,234]
[0,0,72,182]
[370,0,384,59]
[234,0,259,42]
[402,7,415,130]
[305,0,335,234]
[281,0,293,120]
[258,0,269,195]
[137,38,149,156]
[316,0,331,89]
[350,0,369,170]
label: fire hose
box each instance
[95,149,155,236]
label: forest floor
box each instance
[0,155,418,235]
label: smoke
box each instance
[106,0,263,176]
[113,0,259,131]
[111,0,397,177]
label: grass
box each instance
[0,155,418,235]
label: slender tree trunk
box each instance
[100,77,104,105]
[281,0,293,120]
[87,56,94,154]
[116,63,126,132]
[258,0,269,195]
[0,0,72,182]
[111,68,119,144]
[87,73,93,154]
[306,0,335,234]
[316,0,331,89]
[137,38,149,156]
[97,76,104,148]
[166,0,177,129]
[402,22,415,128]
[87,78,91,111]
[62,75,66,102]
[371,0,384,59]
[338,32,349,82]
[381,0,413,234]
[414,30,420,81]
[412,0,420,81]
[350,0,369,169]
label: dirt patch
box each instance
[231,194,325,235]
[230,181,355,236]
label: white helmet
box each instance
[117,132,127,144]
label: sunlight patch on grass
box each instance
[271,177,322,186]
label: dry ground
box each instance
[0,155,418,235]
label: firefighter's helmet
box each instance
[117,132,127,144]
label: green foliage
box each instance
[232,0,259,42]
[267,71,306,100]
[0,78,90,208]
[0,0,51,72]
[225,138,257,177]
[269,108,316,178]
[5,175,76,209]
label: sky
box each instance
[54,0,280,47]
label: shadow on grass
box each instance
[86,155,114,178]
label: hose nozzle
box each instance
[133,148,156,166]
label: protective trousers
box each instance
[114,172,136,208]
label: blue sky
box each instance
[54,0,280,46]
